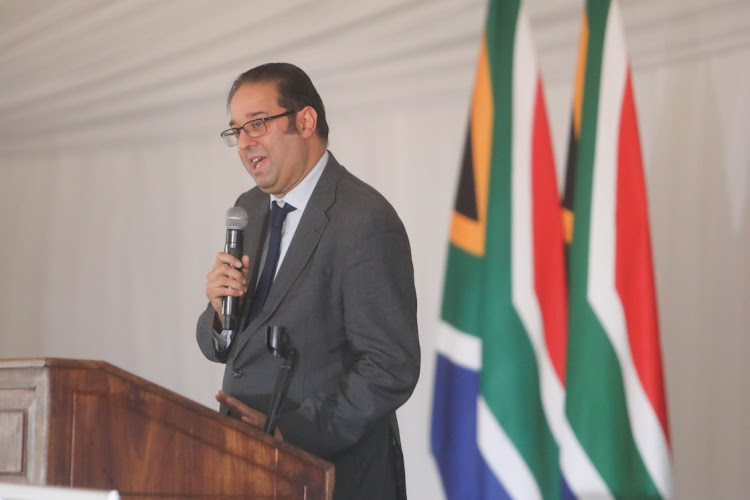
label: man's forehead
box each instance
[229,82,280,123]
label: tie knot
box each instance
[271,201,296,228]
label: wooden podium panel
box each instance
[0,358,334,499]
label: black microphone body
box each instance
[221,207,249,331]
[263,326,297,436]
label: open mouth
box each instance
[249,156,267,170]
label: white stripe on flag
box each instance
[435,325,540,498]
[511,0,569,458]
[513,10,611,498]
[436,322,482,371]
[586,2,671,496]
[477,396,542,500]
[559,421,614,499]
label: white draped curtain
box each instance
[1,1,748,498]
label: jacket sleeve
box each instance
[196,304,228,363]
[195,193,255,365]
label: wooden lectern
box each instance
[0,358,334,499]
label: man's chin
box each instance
[248,171,270,190]
[253,179,276,194]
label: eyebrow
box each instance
[229,111,271,127]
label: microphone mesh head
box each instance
[225,206,249,230]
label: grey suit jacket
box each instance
[196,153,420,499]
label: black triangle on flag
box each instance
[454,126,479,221]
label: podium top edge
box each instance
[0,358,107,369]
[0,357,335,473]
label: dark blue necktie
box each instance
[246,201,296,325]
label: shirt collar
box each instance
[270,150,329,211]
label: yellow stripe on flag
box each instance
[451,36,493,256]
[573,13,589,138]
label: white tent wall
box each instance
[1,1,748,498]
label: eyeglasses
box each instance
[220,109,297,147]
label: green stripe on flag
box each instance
[441,244,485,337]
[479,1,560,497]
[566,308,658,497]
[565,0,660,496]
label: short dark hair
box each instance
[227,62,329,142]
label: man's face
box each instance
[229,81,307,197]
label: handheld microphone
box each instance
[222,206,248,331]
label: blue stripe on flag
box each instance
[431,353,511,499]
[561,474,577,500]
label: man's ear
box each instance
[297,106,318,139]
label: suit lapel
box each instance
[231,154,344,360]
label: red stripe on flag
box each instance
[615,67,671,443]
[532,77,568,384]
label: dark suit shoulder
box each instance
[331,165,403,226]
[234,185,267,208]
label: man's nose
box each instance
[237,129,257,149]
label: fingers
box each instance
[216,390,253,417]
[215,389,229,404]
[206,253,251,313]
[240,413,266,428]
[215,390,234,410]
[215,390,282,440]
[216,391,267,427]
[209,253,247,284]
[217,251,240,269]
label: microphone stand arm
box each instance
[263,347,297,436]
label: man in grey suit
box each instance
[196,63,420,499]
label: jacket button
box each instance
[232,370,242,378]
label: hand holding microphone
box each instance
[205,207,250,329]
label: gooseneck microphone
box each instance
[263,325,298,436]
[222,206,248,332]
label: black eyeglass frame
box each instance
[220,109,298,146]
